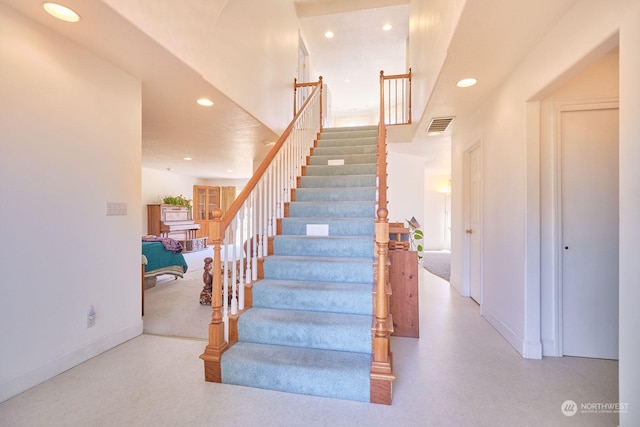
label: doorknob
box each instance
[465,229,473,234]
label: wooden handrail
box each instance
[201,76,324,382]
[221,77,323,231]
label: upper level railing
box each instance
[294,76,323,118]
[380,68,412,126]
[200,78,323,370]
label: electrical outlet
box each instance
[87,305,96,328]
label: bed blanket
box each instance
[142,241,188,276]
[142,236,183,253]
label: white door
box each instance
[468,145,482,303]
[561,105,619,359]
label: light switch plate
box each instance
[106,201,127,216]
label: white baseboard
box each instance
[482,307,524,357]
[523,339,543,359]
[0,321,143,403]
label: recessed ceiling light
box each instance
[227,169,234,173]
[344,79,351,83]
[427,131,441,136]
[324,31,334,39]
[383,24,392,31]
[197,98,214,106]
[456,78,477,88]
[43,2,80,22]
[184,157,192,161]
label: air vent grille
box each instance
[427,117,454,133]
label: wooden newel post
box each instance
[371,207,394,404]
[200,208,228,382]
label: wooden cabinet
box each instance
[389,250,419,338]
[193,186,221,240]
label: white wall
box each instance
[0,5,143,402]
[450,0,639,422]
[409,0,465,123]
[387,150,426,249]
[104,0,301,134]
[423,173,451,250]
[618,2,640,424]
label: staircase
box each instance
[219,125,380,402]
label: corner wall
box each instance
[0,5,143,402]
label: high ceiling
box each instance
[296,1,410,117]
[2,0,579,178]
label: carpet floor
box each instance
[143,249,213,340]
[422,251,451,281]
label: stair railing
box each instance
[294,76,323,119]
[380,68,412,125]
[201,77,324,382]
[370,70,395,404]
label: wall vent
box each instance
[426,117,454,133]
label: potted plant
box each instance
[163,194,192,210]
[406,216,424,259]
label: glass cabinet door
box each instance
[194,185,221,220]
[195,187,207,220]
[207,187,220,219]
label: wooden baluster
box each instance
[200,208,228,382]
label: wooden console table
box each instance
[389,249,419,338]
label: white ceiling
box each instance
[297,2,410,117]
[3,0,580,178]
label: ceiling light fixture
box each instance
[383,24,392,31]
[184,157,192,161]
[197,98,214,106]
[324,31,334,39]
[43,2,80,22]
[456,78,477,88]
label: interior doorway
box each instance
[559,102,619,360]
[464,143,483,304]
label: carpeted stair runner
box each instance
[221,125,378,402]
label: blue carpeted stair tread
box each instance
[280,217,374,236]
[237,308,372,353]
[304,163,377,176]
[312,145,377,156]
[263,255,374,284]
[308,153,378,165]
[251,279,372,315]
[293,186,377,202]
[221,341,371,402]
[273,235,374,258]
[298,174,376,188]
[288,200,376,218]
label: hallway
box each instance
[0,269,618,426]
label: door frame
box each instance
[553,98,619,356]
[462,140,483,306]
